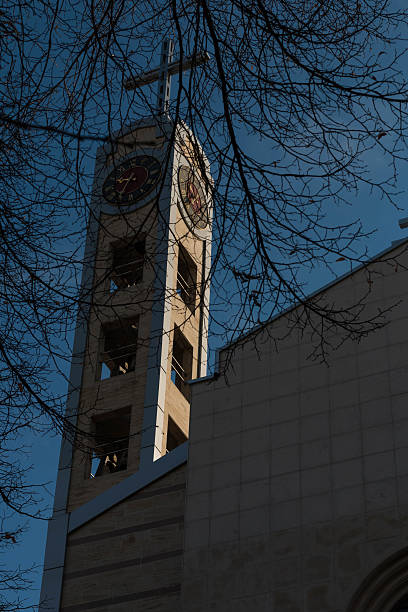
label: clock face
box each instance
[178,166,208,229]
[103,156,161,205]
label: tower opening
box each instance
[171,326,193,400]
[166,415,187,453]
[176,244,197,313]
[99,317,138,379]
[89,407,131,478]
[110,238,145,292]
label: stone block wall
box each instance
[60,465,186,611]
[182,244,408,612]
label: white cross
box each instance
[125,40,210,114]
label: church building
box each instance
[40,42,408,612]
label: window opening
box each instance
[176,245,197,312]
[166,416,187,453]
[110,239,145,292]
[171,327,193,401]
[89,407,131,478]
[99,318,138,378]
[100,362,111,381]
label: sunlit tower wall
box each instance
[39,115,213,612]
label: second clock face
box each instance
[178,166,208,229]
[103,155,161,205]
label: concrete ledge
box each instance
[68,442,188,533]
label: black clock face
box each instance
[178,166,208,229]
[102,155,161,205]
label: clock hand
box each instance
[116,171,138,193]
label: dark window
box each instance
[110,239,145,292]
[99,318,138,379]
[171,327,193,401]
[90,407,131,478]
[166,416,187,453]
[176,245,197,312]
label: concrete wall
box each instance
[61,465,186,611]
[182,244,408,612]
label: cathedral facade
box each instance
[39,104,408,610]
[182,239,408,612]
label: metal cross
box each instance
[125,39,210,115]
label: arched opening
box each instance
[347,547,408,612]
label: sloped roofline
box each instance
[190,236,408,385]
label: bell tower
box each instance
[39,42,212,612]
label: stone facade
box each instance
[40,115,408,610]
[182,242,408,612]
[42,233,408,610]
[61,465,186,611]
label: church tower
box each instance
[39,41,212,611]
